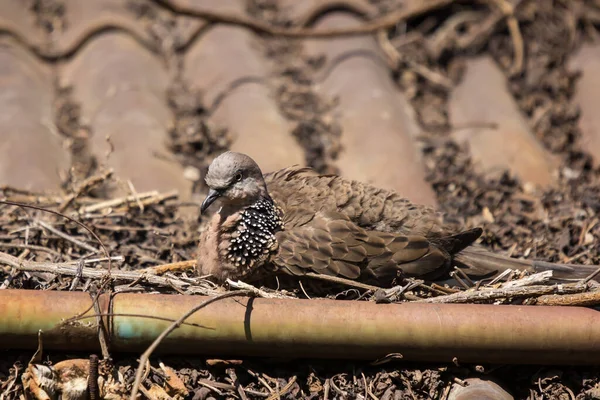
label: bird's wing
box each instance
[272,210,470,280]
[265,165,449,238]
[263,165,319,184]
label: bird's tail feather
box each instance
[454,246,598,281]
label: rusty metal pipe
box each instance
[1,289,600,365]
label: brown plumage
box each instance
[198,151,597,284]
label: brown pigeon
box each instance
[197,151,595,285]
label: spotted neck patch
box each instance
[225,198,284,269]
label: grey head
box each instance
[201,151,270,214]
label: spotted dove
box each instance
[198,151,596,285]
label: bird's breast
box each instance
[221,199,284,274]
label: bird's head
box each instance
[201,151,269,214]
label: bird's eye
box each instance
[235,172,243,182]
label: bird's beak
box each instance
[201,189,221,214]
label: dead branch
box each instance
[304,272,381,291]
[0,251,217,295]
[154,0,455,38]
[267,376,297,400]
[112,190,178,213]
[138,260,197,275]
[377,29,454,89]
[226,279,296,299]
[501,270,553,288]
[0,243,62,257]
[580,264,600,284]
[527,290,600,306]
[428,11,483,57]
[487,0,524,74]
[157,0,523,76]
[35,219,99,254]
[58,169,113,212]
[293,0,376,27]
[79,190,177,214]
[417,283,590,303]
[157,261,383,293]
[78,190,160,213]
[0,200,113,273]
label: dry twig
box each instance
[417,283,590,303]
[154,0,455,37]
[227,279,296,299]
[528,290,600,306]
[58,169,113,212]
[35,219,99,253]
[377,29,454,89]
[139,260,197,275]
[0,200,113,273]
[501,270,553,288]
[305,272,380,291]
[78,190,166,213]
[487,0,524,74]
[0,251,217,295]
